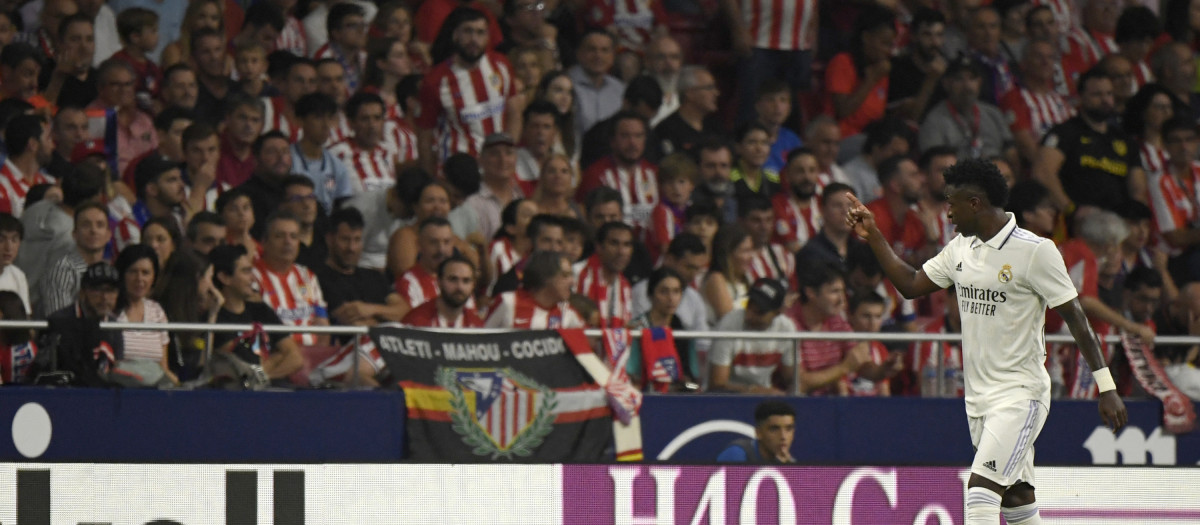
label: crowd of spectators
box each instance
[0,0,1197,400]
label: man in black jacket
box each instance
[42,263,123,387]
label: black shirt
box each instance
[238,174,284,239]
[795,230,862,275]
[1041,116,1141,212]
[38,65,98,110]
[214,302,286,363]
[648,112,720,162]
[194,79,231,126]
[580,114,618,170]
[887,54,944,118]
[44,304,124,387]
[312,262,392,317]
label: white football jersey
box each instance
[922,213,1078,417]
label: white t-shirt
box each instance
[0,264,30,314]
[708,309,797,390]
[921,213,1077,417]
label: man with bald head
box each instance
[650,65,719,161]
[644,35,683,125]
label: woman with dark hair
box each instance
[371,2,431,72]
[153,250,224,381]
[142,217,184,272]
[0,290,35,385]
[487,199,538,293]
[362,38,414,113]
[115,245,176,385]
[628,267,698,390]
[1123,84,1176,178]
[534,70,577,157]
[701,225,755,324]
[823,5,896,139]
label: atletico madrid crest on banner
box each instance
[437,367,558,459]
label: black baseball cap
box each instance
[80,263,120,289]
[747,278,787,312]
[945,54,982,77]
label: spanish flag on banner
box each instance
[372,326,626,462]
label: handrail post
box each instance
[351,333,362,389]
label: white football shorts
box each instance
[968,399,1048,487]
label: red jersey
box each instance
[1148,161,1200,256]
[325,112,352,147]
[739,0,817,50]
[787,305,856,396]
[395,264,439,308]
[825,52,888,137]
[577,157,659,234]
[417,52,515,165]
[484,290,585,329]
[646,201,685,262]
[0,341,37,384]
[217,135,257,187]
[865,198,927,258]
[0,159,53,217]
[1001,87,1073,140]
[261,96,300,143]
[582,0,668,52]
[771,193,821,249]
[1063,29,1104,69]
[574,254,633,328]
[328,139,399,193]
[275,16,308,57]
[110,49,161,102]
[251,259,328,346]
[1132,60,1154,90]
[488,237,521,291]
[1141,141,1170,180]
[402,299,484,328]
[1033,0,1074,36]
[746,243,796,290]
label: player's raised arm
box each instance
[1054,298,1128,432]
[846,193,942,299]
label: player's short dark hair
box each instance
[327,2,366,33]
[876,155,913,185]
[596,221,634,244]
[918,146,958,171]
[328,207,365,232]
[0,42,40,70]
[117,7,158,42]
[0,212,22,240]
[4,114,44,157]
[754,400,796,425]
[623,75,663,110]
[522,250,566,290]
[1124,266,1163,291]
[667,233,707,259]
[186,211,223,242]
[437,253,476,279]
[1115,6,1161,44]
[943,158,1010,208]
[737,193,773,218]
[345,91,385,120]
[911,6,947,32]
[210,244,249,289]
[848,290,886,314]
[585,187,624,214]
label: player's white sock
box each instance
[1001,502,1042,525]
[965,486,1002,524]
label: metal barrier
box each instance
[4,320,1193,395]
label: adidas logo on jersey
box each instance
[982,460,997,472]
[956,262,963,271]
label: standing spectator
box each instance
[795,183,865,275]
[0,113,55,218]
[314,208,404,328]
[731,122,779,203]
[253,211,330,346]
[627,267,700,388]
[290,93,352,214]
[41,13,98,109]
[417,7,520,170]
[185,211,225,256]
[515,101,559,196]
[569,30,624,137]
[646,153,696,261]
[701,224,754,324]
[110,7,161,113]
[113,244,175,385]
[842,118,910,204]
[573,221,634,328]
[725,0,819,122]
[740,194,795,290]
[918,55,1013,160]
[787,263,873,395]
[1125,85,1175,182]
[577,112,659,235]
[708,278,797,394]
[465,133,525,243]
[578,76,662,170]
[261,57,317,142]
[21,166,106,313]
[824,6,895,140]
[329,92,398,193]
[393,217,459,319]
[965,6,1016,105]
[644,35,683,126]
[1000,39,1074,164]
[650,66,720,161]
[403,254,483,327]
[1113,7,1159,91]
[890,8,949,123]
[313,3,367,93]
[1149,118,1200,280]
[92,59,159,176]
[773,148,823,254]
[239,131,293,239]
[209,244,304,379]
[190,28,233,125]
[1033,68,1146,214]
[754,80,802,175]
[217,93,266,187]
[158,64,199,113]
[485,250,584,328]
[0,214,28,313]
[866,156,936,264]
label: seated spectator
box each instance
[113,245,175,385]
[442,154,485,246]
[177,122,225,217]
[491,213,566,296]
[889,8,949,123]
[0,291,36,384]
[130,155,186,231]
[291,93,354,214]
[824,6,895,140]
[573,221,634,328]
[314,3,367,93]
[918,55,1013,161]
[531,154,583,220]
[158,64,200,114]
[488,199,538,295]
[91,59,159,176]
[44,263,124,387]
[1117,201,1176,302]
[577,112,659,235]
[485,250,585,328]
[0,213,28,313]
[252,211,332,348]
[999,39,1073,164]
[965,6,1016,105]
[329,92,400,193]
[217,92,267,187]
[159,0,224,69]
[845,243,916,333]
[110,7,161,113]
[315,207,405,330]
[123,108,194,192]
[701,224,754,325]
[186,211,226,256]
[716,400,796,463]
[708,278,796,394]
[534,71,579,159]
[47,106,88,180]
[0,43,44,106]
[560,216,587,264]
[796,183,865,275]
[631,233,711,351]
[646,153,696,262]
[388,179,478,278]
[842,118,910,204]
[843,292,904,396]
[786,263,873,396]
[465,133,526,244]
[261,55,315,142]
[1006,179,1058,238]
[314,58,354,145]
[804,117,851,192]
[739,194,794,291]
[772,148,823,254]
[402,255,484,328]
[627,268,699,389]
[37,203,111,318]
[231,41,270,98]
[394,217,460,319]
[1,113,56,218]
[1113,7,1157,91]
[209,244,305,379]
[754,80,803,175]
[153,250,221,381]
[730,122,779,204]
[240,131,294,239]
[649,66,720,161]
[691,138,738,223]
[141,217,182,274]
[865,156,937,264]
[20,164,106,311]
[42,14,99,109]
[1148,118,1200,281]
[279,176,326,269]
[345,169,420,271]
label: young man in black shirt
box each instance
[210,244,303,379]
[312,207,405,330]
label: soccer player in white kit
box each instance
[846,159,1128,525]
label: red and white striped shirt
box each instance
[1000,87,1074,140]
[313,43,366,92]
[275,16,308,57]
[787,306,856,396]
[326,112,352,146]
[746,243,795,290]
[402,298,484,327]
[261,96,300,143]
[574,254,633,328]
[252,259,328,346]
[488,237,522,292]
[484,290,585,329]
[1033,0,1074,36]
[1141,142,1170,180]
[1063,29,1104,68]
[771,193,821,249]
[646,202,685,262]
[328,139,399,193]
[109,196,139,253]
[1147,161,1200,256]
[384,117,419,163]
[1133,60,1154,90]
[417,52,515,165]
[577,157,659,233]
[740,0,817,50]
[0,159,52,217]
[395,264,439,308]
[582,0,667,53]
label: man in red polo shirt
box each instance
[402,255,483,328]
[394,217,458,319]
[866,155,937,264]
[217,92,265,186]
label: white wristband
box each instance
[1093,367,1117,393]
